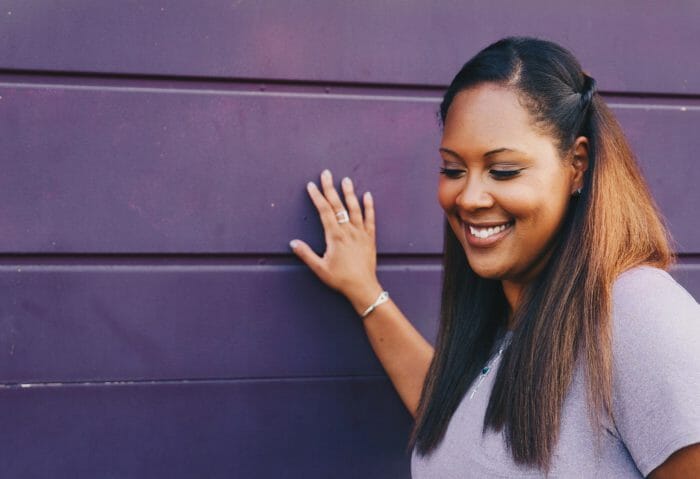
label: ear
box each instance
[569,136,589,194]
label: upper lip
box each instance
[462,219,513,228]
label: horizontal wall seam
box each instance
[607,103,700,111]
[0,68,450,92]
[0,254,697,267]
[1,261,697,272]
[0,81,441,103]
[0,374,389,389]
[2,77,700,105]
[1,69,700,101]
[0,264,444,273]
[0,254,445,267]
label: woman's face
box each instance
[438,83,582,285]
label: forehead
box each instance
[441,84,556,157]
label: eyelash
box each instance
[439,167,522,180]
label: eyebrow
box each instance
[439,147,522,159]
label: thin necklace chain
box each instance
[469,334,512,400]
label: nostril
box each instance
[456,187,494,211]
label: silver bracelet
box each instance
[361,291,389,318]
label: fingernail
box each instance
[342,177,351,187]
[289,239,299,249]
[365,191,372,201]
[307,181,316,190]
[321,169,330,179]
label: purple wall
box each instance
[1,2,698,477]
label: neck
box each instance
[501,280,524,330]
[500,244,557,330]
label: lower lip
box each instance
[463,222,514,248]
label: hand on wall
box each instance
[290,169,384,316]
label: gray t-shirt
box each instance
[411,266,700,478]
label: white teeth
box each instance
[468,223,511,239]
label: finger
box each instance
[363,191,375,239]
[307,181,339,232]
[289,239,326,278]
[340,177,363,227]
[319,169,347,218]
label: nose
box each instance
[455,173,495,212]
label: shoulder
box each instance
[611,265,699,332]
[610,264,700,383]
[613,265,697,306]
[610,265,699,365]
[610,265,700,367]
[609,266,700,476]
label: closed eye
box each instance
[439,167,465,179]
[490,169,522,180]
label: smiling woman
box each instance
[289,37,700,478]
[436,85,586,292]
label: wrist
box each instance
[347,281,385,316]
[360,291,390,319]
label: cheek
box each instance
[496,185,541,221]
[437,178,460,212]
[507,183,571,241]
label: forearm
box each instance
[350,288,434,419]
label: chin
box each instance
[466,259,508,280]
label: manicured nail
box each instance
[365,191,372,201]
[342,177,351,187]
[321,169,331,179]
[289,239,299,249]
[307,181,316,191]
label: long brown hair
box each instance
[409,37,672,471]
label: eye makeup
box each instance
[439,167,465,179]
[489,169,523,179]
[439,166,523,180]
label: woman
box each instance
[289,37,700,477]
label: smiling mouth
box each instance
[465,221,514,240]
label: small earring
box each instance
[572,188,582,197]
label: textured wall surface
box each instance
[1,2,698,477]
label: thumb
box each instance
[289,239,325,276]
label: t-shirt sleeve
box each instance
[610,267,700,477]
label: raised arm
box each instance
[289,169,434,418]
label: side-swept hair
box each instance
[409,37,672,471]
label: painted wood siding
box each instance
[1,2,698,477]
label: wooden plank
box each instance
[614,104,700,253]
[0,261,696,384]
[0,84,698,253]
[0,1,698,93]
[0,264,442,383]
[0,377,413,478]
[0,82,443,254]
